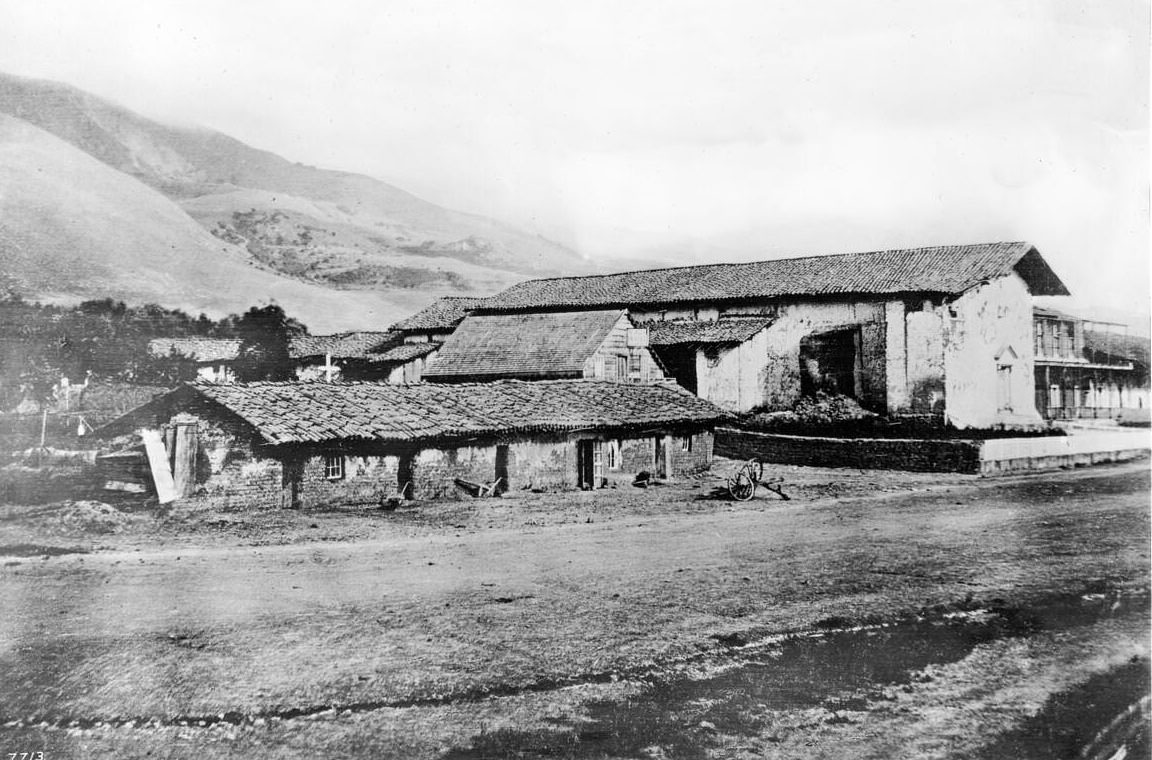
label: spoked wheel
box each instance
[727,471,756,501]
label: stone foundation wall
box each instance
[715,427,981,473]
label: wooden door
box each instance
[654,436,668,479]
[495,445,510,494]
[577,440,603,489]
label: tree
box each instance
[231,304,307,381]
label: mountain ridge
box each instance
[0,71,585,330]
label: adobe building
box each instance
[149,332,435,384]
[96,379,726,508]
[469,241,1071,428]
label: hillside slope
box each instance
[0,113,436,332]
[0,72,584,294]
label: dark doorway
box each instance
[654,435,668,479]
[799,328,862,399]
[495,445,510,494]
[398,454,414,499]
[653,345,698,394]
[577,440,603,489]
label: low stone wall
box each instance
[715,427,983,473]
[715,427,1150,475]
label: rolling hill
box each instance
[0,71,586,330]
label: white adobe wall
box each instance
[884,300,947,415]
[942,273,1042,428]
[727,301,886,411]
[694,328,770,411]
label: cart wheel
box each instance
[728,471,756,501]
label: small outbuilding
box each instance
[96,379,726,508]
[424,309,666,383]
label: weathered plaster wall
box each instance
[385,354,434,384]
[412,444,498,500]
[732,301,886,412]
[905,307,946,414]
[942,273,1041,428]
[694,328,771,412]
[508,439,576,491]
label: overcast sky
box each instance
[1,0,1148,317]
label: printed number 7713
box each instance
[9,753,46,760]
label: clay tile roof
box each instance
[423,310,625,380]
[647,318,773,346]
[479,242,1070,312]
[390,297,489,332]
[369,342,441,364]
[289,331,398,360]
[148,337,241,363]
[175,379,725,445]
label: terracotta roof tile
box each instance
[647,318,773,346]
[390,297,489,332]
[183,379,725,445]
[289,332,398,359]
[480,242,1069,312]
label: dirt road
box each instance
[0,461,1148,758]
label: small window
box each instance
[996,365,1013,412]
[324,454,345,480]
[628,352,642,377]
[680,436,693,452]
[606,439,622,470]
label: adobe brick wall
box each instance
[508,439,575,491]
[670,431,714,475]
[188,414,287,509]
[715,427,981,473]
[294,454,401,508]
[413,444,498,500]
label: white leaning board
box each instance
[140,429,178,504]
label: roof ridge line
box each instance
[495,241,1033,287]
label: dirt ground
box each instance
[0,458,1148,759]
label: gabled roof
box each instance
[424,309,627,380]
[289,331,398,360]
[148,338,241,363]
[647,318,773,346]
[480,242,1070,312]
[99,379,726,445]
[390,296,489,333]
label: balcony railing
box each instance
[1040,406,1128,420]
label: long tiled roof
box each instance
[480,242,1069,312]
[148,338,241,363]
[143,379,724,445]
[289,332,398,360]
[646,318,773,346]
[424,310,625,380]
[369,342,441,364]
[390,297,489,332]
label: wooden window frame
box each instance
[324,453,345,480]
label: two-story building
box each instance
[1032,306,1149,420]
